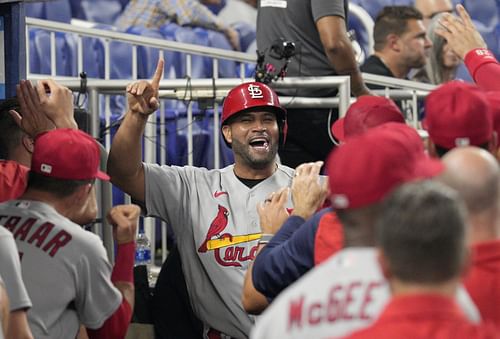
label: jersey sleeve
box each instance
[252,210,329,301]
[0,227,32,311]
[74,234,123,329]
[464,48,500,91]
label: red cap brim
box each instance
[96,170,110,181]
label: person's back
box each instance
[347,181,500,339]
[257,0,346,97]
[0,201,121,338]
[440,147,500,325]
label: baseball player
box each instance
[347,181,499,339]
[0,225,33,339]
[439,147,500,325]
[108,58,295,338]
[0,128,138,339]
[0,276,7,339]
[424,81,496,158]
[250,123,479,339]
[242,96,405,314]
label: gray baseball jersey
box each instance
[0,225,31,311]
[145,162,294,338]
[251,247,480,339]
[0,275,5,339]
[0,200,122,339]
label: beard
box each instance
[231,137,278,170]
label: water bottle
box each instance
[135,224,152,266]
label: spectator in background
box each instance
[361,6,432,85]
[415,0,453,26]
[436,4,500,91]
[411,13,461,84]
[439,147,500,325]
[424,81,497,157]
[218,0,256,28]
[257,0,371,168]
[346,181,499,339]
[114,0,240,50]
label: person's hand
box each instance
[435,4,487,59]
[9,80,57,137]
[291,161,328,220]
[257,187,290,235]
[126,57,164,116]
[107,204,140,245]
[37,79,77,129]
[224,27,241,51]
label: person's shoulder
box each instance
[276,163,295,177]
[0,225,13,238]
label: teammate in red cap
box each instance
[242,98,405,314]
[0,128,139,339]
[424,81,496,157]
[108,58,300,338]
[346,181,500,339]
[250,123,480,339]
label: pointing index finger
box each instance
[151,57,164,90]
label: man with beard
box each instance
[107,58,297,338]
[361,6,432,87]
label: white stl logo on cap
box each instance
[247,84,264,99]
[41,164,52,174]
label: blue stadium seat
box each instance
[204,28,238,78]
[29,29,76,76]
[232,21,256,54]
[44,0,72,23]
[463,0,498,28]
[126,26,174,79]
[160,24,209,78]
[25,2,44,18]
[70,0,123,24]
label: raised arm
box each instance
[107,58,164,204]
[435,4,487,60]
[87,204,139,339]
[435,5,500,91]
[316,15,371,97]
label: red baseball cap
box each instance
[327,122,443,209]
[424,81,493,149]
[32,129,110,181]
[484,91,500,141]
[331,96,404,142]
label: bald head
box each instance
[440,147,499,215]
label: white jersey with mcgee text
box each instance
[145,163,294,338]
[251,247,480,339]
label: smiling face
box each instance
[222,110,280,171]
